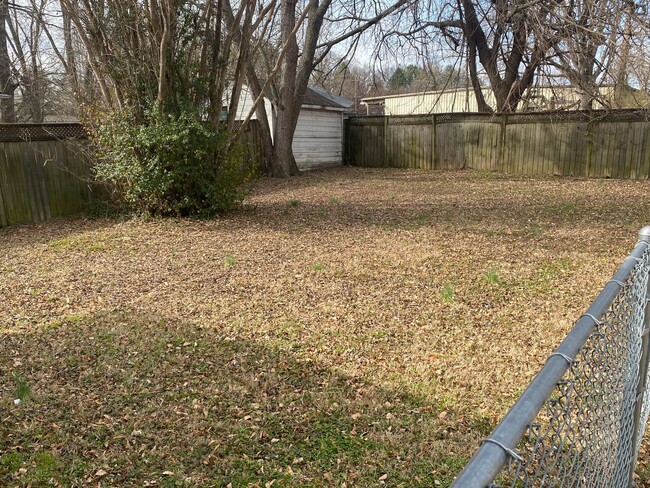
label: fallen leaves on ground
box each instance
[2,167,650,486]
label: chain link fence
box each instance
[453,227,650,487]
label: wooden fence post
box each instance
[431,114,437,170]
[586,116,594,177]
[500,114,508,173]
[342,117,348,165]
[384,116,389,167]
[0,176,7,227]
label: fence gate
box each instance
[453,226,650,487]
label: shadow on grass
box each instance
[223,168,650,241]
[3,167,648,255]
[0,310,488,487]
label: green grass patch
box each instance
[486,268,503,286]
[525,224,544,237]
[433,454,471,486]
[0,452,25,474]
[30,452,59,483]
[13,375,31,401]
[441,284,455,302]
[544,202,576,216]
[49,235,108,252]
[538,258,571,281]
[224,254,236,267]
[520,257,573,295]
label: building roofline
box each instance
[361,87,479,102]
[360,84,619,103]
[301,103,348,112]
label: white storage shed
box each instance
[232,85,352,171]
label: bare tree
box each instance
[374,0,650,113]
[55,0,270,130]
[421,0,558,112]
[0,0,16,121]
[7,0,48,122]
[227,0,411,176]
[537,0,649,109]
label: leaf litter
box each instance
[2,167,650,486]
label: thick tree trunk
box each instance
[576,42,598,110]
[459,0,546,113]
[467,42,492,112]
[272,121,299,177]
[0,0,15,122]
[272,0,301,176]
[272,100,300,176]
[614,4,633,108]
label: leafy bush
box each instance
[92,107,251,217]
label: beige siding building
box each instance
[360,86,631,115]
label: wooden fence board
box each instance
[638,124,650,179]
[0,145,7,227]
[0,132,93,227]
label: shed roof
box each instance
[303,86,353,109]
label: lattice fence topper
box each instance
[348,109,650,124]
[454,227,650,487]
[0,123,87,142]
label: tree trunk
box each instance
[272,109,299,177]
[577,42,598,110]
[614,3,633,108]
[457,0,548,113]
[0,0,15,122]
[272,0,301,176]
[156,0,175,108]
[61,3,80,102]
[467,42,492,112]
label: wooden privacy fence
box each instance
[344,110,650,178]
[233,119,264,173]
[0,121,264,228]
[0,124,93,228]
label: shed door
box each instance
[292,109,343,170]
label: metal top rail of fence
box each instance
[453,226,650,488]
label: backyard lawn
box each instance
[3,167,650,487]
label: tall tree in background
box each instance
[386,63,467,93]
[9,0,47,122]
[229,0,411,176]
[56,0,271,128]
[540,0,649,109]
[0,0,15,121]
[0,0,646,164]
[433,0,556,112]
[386,0,650,112]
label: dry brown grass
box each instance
[2,167,650,487]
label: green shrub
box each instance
[93,107,251,217]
